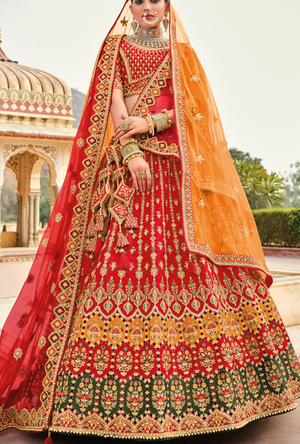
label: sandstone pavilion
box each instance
[0,32,77,247]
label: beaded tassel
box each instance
[117,228,130,248]
[86,237,97,252]
[188,253,197,274]
[125,212,138,229]
[86,218,98,237]
[119,251,130,270]
[95,210,105,232]
[44,431,53,444]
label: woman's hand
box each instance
[127,156,151,192]
[115,113,149,141]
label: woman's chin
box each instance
[138,21,162,29]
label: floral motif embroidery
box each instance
[77,139,84,148]
[194,113,204,121]
[55,213,63,223]
[13,348,23,360]
[38,337,47,349]
[190,74,200,82]
[73,374,96,414]
[42,238,49,247]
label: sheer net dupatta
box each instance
[0,0,131,432]
[169,4,272,286]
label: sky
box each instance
[1,0,300,175]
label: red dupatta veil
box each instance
[0,0,272,433]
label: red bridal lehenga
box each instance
[0,1,299,440]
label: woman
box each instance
[0,0,299,441]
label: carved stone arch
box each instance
[33,92,43,102]
[25,148,58,213]
[54,94,64,105]
[10,89,20,101]
[21,90,31,101]
[5,155,19,192]
[44,93,54,104]
[0,88,9,99]
[30,156,45,193]
[66,96,73,106]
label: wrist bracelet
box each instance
[121,143,141,160]
[152,113,169,133]
[161,109,172,128]
[123,151,144,166]
[120,138,136,149]
[146,114,155,137]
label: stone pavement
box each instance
[0,250,300,443]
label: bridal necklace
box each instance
[126,26,169,49]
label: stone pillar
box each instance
[16,193,23,247]
[33,194,40,245]
[28,194,34,247]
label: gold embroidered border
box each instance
[170,10,270,276]
[129,53,179,158]
[48,396,299,439]
[16,35,124,431]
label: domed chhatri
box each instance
[0,31,74,128]
[0,30,77,248]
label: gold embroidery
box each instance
[120,17,128,27]
[190,74,200,82]
[77,139,84,148]
[42,238,49,247]
[243,227,249,237]
[199,198,205,207]
[36,35,123,430]
[195,154,204,163]
[51,283,56,293]
[194,112,204,121]
[38,337,47,349]
[13,348,23,360]
[70,185,77,194]
[55,213,63,223]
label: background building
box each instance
[0,33,77,247]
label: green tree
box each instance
[229,147,262,166]
[283,161,300,208]
[230,149,286,210]
[40,163,51,226]
[1,169,17,222]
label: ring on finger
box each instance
[120,120,130,132]
[139,171,147,180]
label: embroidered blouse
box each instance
[114,38,169,97]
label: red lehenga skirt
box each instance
[45,151,300,438]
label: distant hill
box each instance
[71,88,86,129]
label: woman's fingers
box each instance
[119,129,136,141]
[127,157,151,192]
[136,171,144,192]
[146,165,152,191]
[131,170,139,191]
[116,117,150,140]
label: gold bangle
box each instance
[120,138,136,148]
[161,109,172,128]
[123,152,144,166]
[121,143,141,160]
[146,114,155,137]
[152,113,169,132]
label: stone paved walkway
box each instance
[0,251,299,443]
